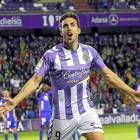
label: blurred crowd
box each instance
[0,32,140,120]
[86,32,140,114]
[87,0,139,13]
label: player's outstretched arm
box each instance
[98,66,140,103]
[0,73,42,114]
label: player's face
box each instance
[3,90,10,98]
[42,84,51,92]
[42,84,48,92]
[60,18,81,46]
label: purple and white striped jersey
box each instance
[34,43,105,119]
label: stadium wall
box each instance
[1,13,140,37]
[0,13,140,29]
[0,112,138,133]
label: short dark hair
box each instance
[40,79,51,87]
[59,11,80,30]
[2,89,8,94]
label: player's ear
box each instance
[78,28,81,34]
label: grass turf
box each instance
[0,123,138,140]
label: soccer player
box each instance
[36,82,52,140]
[0,89,18,140]
[0,11,140,140]
[137,82,140,140]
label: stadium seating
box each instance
[87,0,140,12]
[0,0,76,12]
[1,30,140,117]
[0,0,140,12]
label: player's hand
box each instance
[0,98,17,114]
[129,90,140,103]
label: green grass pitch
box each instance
[0,123,138,140]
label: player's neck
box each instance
[63,41,78,51]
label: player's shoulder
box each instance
[79,43,96,51]
[44,43,63,56]
[47,90,52,95]
[39,92,44,95]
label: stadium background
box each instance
[0,0,140,139]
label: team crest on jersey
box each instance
[36,58,43,69]
[83,54,88,61]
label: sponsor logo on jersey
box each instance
[36,59,43,69]
[60,58,71,61]
[62,68,90,79]
[67,80,79,83]
[83,54,88,61]
[90,122,94,126]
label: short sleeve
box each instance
[47,90,52,96]
[90,49,106,71]
[34,53,50,78]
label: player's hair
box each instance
[36,79,51,94]
[2,89,8,94]
[59,11,80,30]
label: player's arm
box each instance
[0,113,7,122]
[36,91,40,98]
[36,84,43,98]
[98,66,140,103]
[14,73,42,105]
[13,108,17,121]
[0,73,43,114]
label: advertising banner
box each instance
[0,112,138,133]
[89,13,140,27]
[0,120,31,133]
[0,13,139,29]
[31,119,40,131]
[99,112,138,125]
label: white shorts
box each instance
[48,108,104,140]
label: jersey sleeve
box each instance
[136,85,140,91]
[34,52,51,78]
[89,47,106,71]
[47,90,52,96]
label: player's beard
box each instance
[64,35,78,46]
